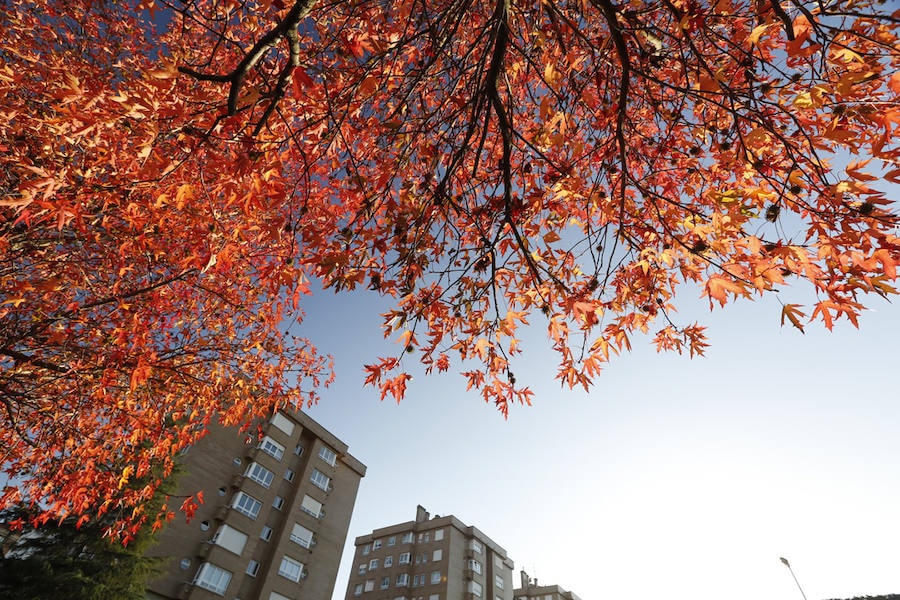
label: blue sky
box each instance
[299,278,899,600]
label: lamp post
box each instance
[780,557,808,600]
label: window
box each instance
[294,444,305,456]
[431,571,441,585]
[246,560,260,577]
[413,575,424,587]
[362,544,371,555]
[396,574,409,587]
[466,559,482,575]
[468,540,483,554]
[388,536,397,546]
[318,446,338,466]
[290,523,314,548]
[384,556,393,567]
[193,562,232,596]
[284,469,295,482]
[246,462,275,488]
[495,575,504,589]
[418,532,430,543]
[401,532,414,544]
[211,524,248,555]
[310,469,331,491]
[232,492,262,519]
[373,539,383,550]
[432,550,442,562]
[430,595,440,600]
[434,529,444,541]
[467,582,483,598]
[278,556,305,582]
[259,436,286,460]
[300,495,323,518]
[381,577,391,589]
[494,556,503,568]
[270,412,295,435]
[358,564,367,575]
[399,552,411,565]
[354,584,363,596]
[271,594,292,600]
[369,558,379,570]
[365,580,376,592]
[273,496,285,510]
[260,526,273,541]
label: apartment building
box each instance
[344,506,514,600]
[146,409,366,600]
[513,571,581,600]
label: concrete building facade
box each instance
[344,506,514,600]
[146,409,366,600]
[513,571,581,600]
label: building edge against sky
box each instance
[145,408,366,600]
[344,505,515,600]
[513,571,581,600]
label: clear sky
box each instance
[296,275,900,600]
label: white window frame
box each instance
[246,560,260,577]
[318,445,338,466]
[434,528,444,541]
[401,532,414,544]
[354,584,364,596]
[396,573,409,587]
[300,495,323,519]
[193,562,232,596]
[468,540,483,554]
[210,523,248,556]
[278,556,305,582]
[381,577,391,589]
[358,564,367,575]
[369,558,379,569]
[384,555,393,567]
[388,536,397,546]
[270,412,295,436]
[373,539,383,549]
[310,469,331,491]
[467,581,483,598]
[365,579,376,592]
[259,436,286,460]
[495,575,504,589]
[246,462,275,488]
[399,552,411,565]
[431,571,441,585]
[232,492,262,519]
[432,549,442,562]
[362,544,371,555]
[284,468,295,482]
[467,559,482,575]
[260,526,273,541]
[273,495,285,510]
[290,522,315,548]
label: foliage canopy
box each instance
[1,0,897,536]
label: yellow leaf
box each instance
[747,24,772,45]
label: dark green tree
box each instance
[0,505,164,600]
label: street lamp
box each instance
[780,557,808,600]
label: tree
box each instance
[0,488,168,600]
[1,0,897,538]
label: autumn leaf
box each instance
[2,0,898,542]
